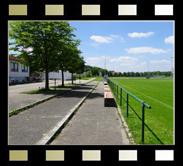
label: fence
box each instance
[108,79,151,143]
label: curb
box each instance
[9,79,96,117]
[116,106,136,145]
[9,90,70,117]
[107,83,136,145]
[36,81,99,145]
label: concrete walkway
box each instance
[9,81,98,145]
[9,78,95,113]
[51,82,130,145]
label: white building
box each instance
[9,56,30,84]
[42,70,72,80]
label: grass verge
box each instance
[108,78,173,145]
[20,89,65,94]
[10,80,97,117]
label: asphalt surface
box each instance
[8,78,95,112]
[51,82,130,145]
[9,81,98,145]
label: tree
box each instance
[136,72,140,77]
[91,67,99,76]
[119,72,122,77]
[75,56,85,75]
[55,37,81,86]
[66,44,84,85]
[114,72,118,77]
[108,71,112,77]
[9,21,76,90]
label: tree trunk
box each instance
[61,70,64,87]
[45,68,49,90]
[71,73,74,84]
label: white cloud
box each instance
[141,61,148,65]
[110,56,138,66]
[139,55,146,58]
[148,60,171,71]
[110,34,121,38]
[165,36,174,44]
[90,35,113,43]
[86,57,101,63]
[128,32,154,38]
[101,55,111,60]
[120,37,125,42]
[150,59,170,64]
[90,34,124,43]
[125,47,170,54]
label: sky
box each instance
[9,21,174,73]
[68,21,174,73]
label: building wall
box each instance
[42,70,72,80]
[9,60,30,83]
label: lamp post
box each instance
[171,57,173,77]
[104,56,106,77]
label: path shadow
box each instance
[56,90,93,99]
[87,92,104,99]
[20,84,95,96]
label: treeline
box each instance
[84,65,106,77]
[84,65,172,77]
[108,71,172,77]
[9,21,85,89]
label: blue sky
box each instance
[9,21,174,73]
[69,21,174,72]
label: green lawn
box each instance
[93,76,103,81]
[109,78,174,145]
[76,77,94,80]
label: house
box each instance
[9,56,72,83]
[9,56,30,84]
[42,70,72,81]
[112,72,120,76]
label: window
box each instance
[22,66,28,72]
[10,62,18,72]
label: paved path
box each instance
[51,82,130,145]
[9,78,95,112]
[9,81,98,145]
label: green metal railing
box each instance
[108,79,151,143]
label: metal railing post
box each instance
[117,85,118,98]
[120,87,122,106]
[126,93,129,117]
[115,83,116,96]
[142,103,145,143]
[108,79,151,143]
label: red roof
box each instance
[9,56,22,61]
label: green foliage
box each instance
[9,21,83,89]
[20,89,65,94]
[93,76,103,81]
[110,78,173,144]
[84,65,108,77]
[108,71,172,77]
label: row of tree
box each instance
[84,65,106,77]
[108,71,172,77]
[9,22,85,90]
[84,65,172,77]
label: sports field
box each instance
[109,78,174,145]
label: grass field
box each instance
[109,78,174,145]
